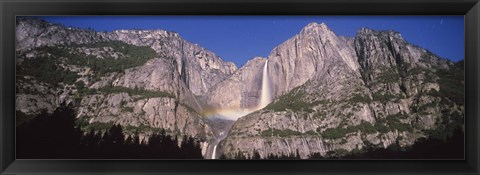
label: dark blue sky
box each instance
[39,16,464,67]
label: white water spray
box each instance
[212,145,218,159]
[257,60,271,109]
[207,60,272,159]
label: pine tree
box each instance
[109,124,125,145]
[252,149,261,159]
[125,135,134,145]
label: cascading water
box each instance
[257,60,271,109]
[211,145,218,159]
[207,59,271,159]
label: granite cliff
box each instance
[217,23,463,159]
[15,18,464,159]
[16,18,237,156]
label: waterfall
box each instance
[206,60,271,159]
[258,60,271,109]
[212,145,218,159]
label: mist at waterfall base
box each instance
[205,60,271,121]
[205,60,271,159]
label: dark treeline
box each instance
[17,104,203,159]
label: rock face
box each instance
[76,58,211,137]
[267,22,360,97]
[16,18,237,98]
[219,23,464,159]
[104,29,237,96]
[16,18,105,50]
[206,57,267,109]
[207,23,360,110]
[15,18,237,156]
[16,18,464,159]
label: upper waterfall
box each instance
[258,60,271,109]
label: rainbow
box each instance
[202,60,272,121]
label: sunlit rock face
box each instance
[15,18,235,157]
[104,29,237,96]
[206,57,267,111]
[16,18,237,98]
[220,23,370,158]
[16,18,107,50]
[206,22,360,114]
[267,22,360,98]
[204,58,272,121]
[16,18,464,159]
[220,22,464,159]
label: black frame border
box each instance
[1,0,479,174]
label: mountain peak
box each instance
[300,22,331,34]
[358,27,373,34]
[307,22,327,28]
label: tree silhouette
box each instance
[17,104,204,159]
[252,149,261,159]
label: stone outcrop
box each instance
[15,18,236,156]
[219,23,464,159]
[16,18,237,98]
[206,57,267,109]
[207,23,361,110]
[15,18,464,159]
[104,29,237,96]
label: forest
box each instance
[17,102,463,159]
[16,103,203,159]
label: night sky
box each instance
[38,16,464,67]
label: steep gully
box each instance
[205,60,271,159]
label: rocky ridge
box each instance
[218,23,464,159]
[15,18,464,159]
[15,18,237,156]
